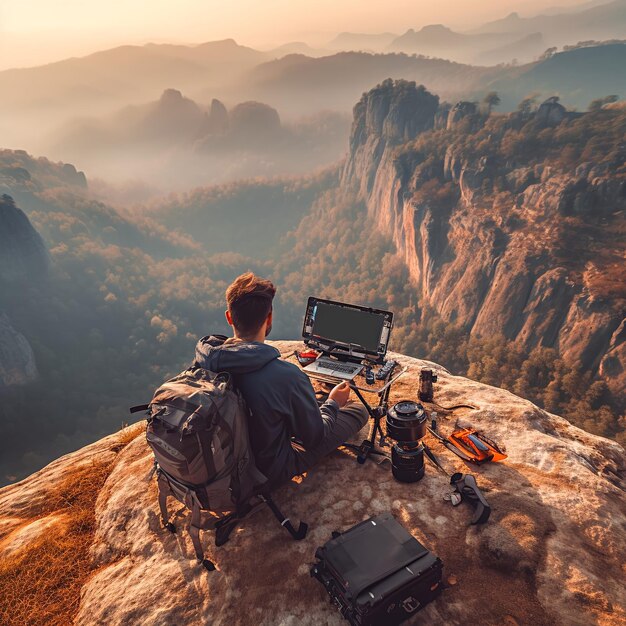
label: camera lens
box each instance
[386,401,427,483]
[386,400,427,443]
[391,443,425,483]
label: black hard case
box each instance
[311,512,443,626]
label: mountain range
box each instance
[386,24,545,65]
[484,42,626,109]
[329,0,626,63]
[472,0,626,44]
[4,40,623,190]
[1,0,625,185]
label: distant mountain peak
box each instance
[420,24,453,33]
[195,38,240,48]
[160,88,184,103]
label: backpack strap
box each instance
[155,469,216,571]
[189,494,216,571]
[156,472,176,534]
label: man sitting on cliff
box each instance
[193,272,369,487]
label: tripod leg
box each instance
[357,439,374,464]
[351,386,375,420]
[261,494,308,540]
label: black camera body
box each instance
[386,401,427,483]
[418,369,438,402]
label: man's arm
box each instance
[288,370,339,448]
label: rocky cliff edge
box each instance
[0,341,624,625]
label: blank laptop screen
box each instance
[311,301,385,352]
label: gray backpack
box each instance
[131,366,307,570]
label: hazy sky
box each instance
[0,0,597,70]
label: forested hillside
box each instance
[484,43,626,110]
[0,153,332,482]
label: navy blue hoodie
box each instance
[194,335,338,485]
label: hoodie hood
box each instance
[194,334,280,374]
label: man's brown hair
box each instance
[226,272,276,337]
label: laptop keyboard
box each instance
[316,360,361,374]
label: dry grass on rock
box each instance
[0,424,144,626]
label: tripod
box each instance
[343,366,407,464]
[297,349,407,465]
[349,385,390,463]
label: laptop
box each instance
[301,297,393,380]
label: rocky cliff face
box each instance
[0,195,48,389]
[0,314,38,389]
[0,194,48,284]
[342,80,626,404]
[0,341,624,625]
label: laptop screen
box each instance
[302,297,393,360]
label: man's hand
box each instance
[329,381,351,408]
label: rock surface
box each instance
[0,340,624,625]
[144,89,208,142]
[536,97,567,127]
[446,101,477,130]
[342,80,626,403]
[0,194,48,284]
[0,194,47,388]
[207,98,229,133]
[0,313,38,389]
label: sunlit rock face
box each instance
[342,80,626,405]
[0,340,624,625]
[446,100,477,130]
